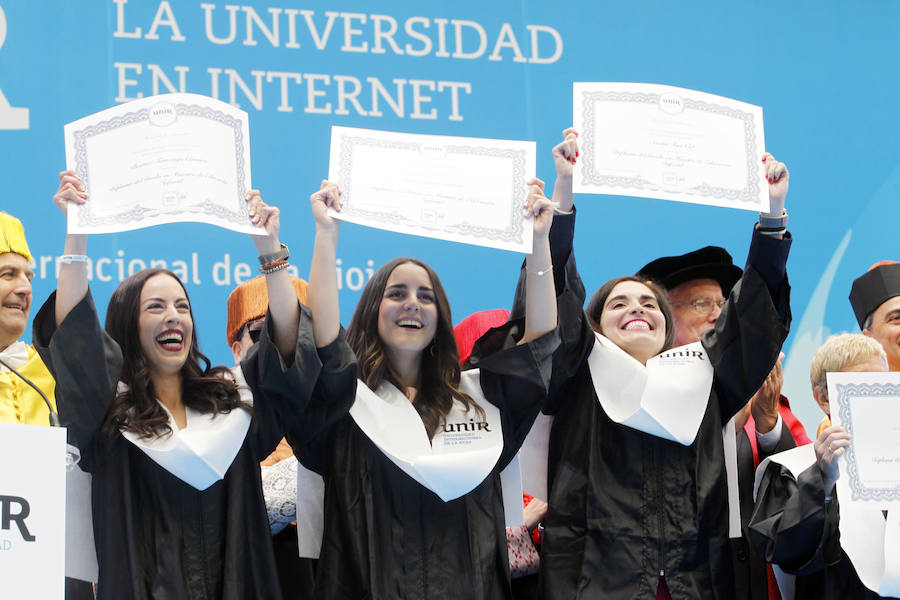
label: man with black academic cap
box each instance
[639,247,810,600]
[850,260,900,372]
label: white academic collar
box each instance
[754,445,900,597]
[0,340,29,371]
[295,369,524,560]
[587,333,714,446]
[118,369,252,490]
[348,371,504,501]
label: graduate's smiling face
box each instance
[377,262,438,362]
[137,273,194,377]
[0,252,33,350]
[599,280,667,364]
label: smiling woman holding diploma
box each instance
[34,171,325,600]
[517,130,794,600]
[291,178,558,599]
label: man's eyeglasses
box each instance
[671,297,726,315]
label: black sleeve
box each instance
[509,210,592,417]
[32,291,123,468]
[748,461,841,575]
[285,330,358,475]
[703,228,792,423]
[468,322,559,469]
[240,302,326,460]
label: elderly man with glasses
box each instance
[639,246,810,600]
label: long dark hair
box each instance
[346,258,484,440]
[585,275,676,353]
[102,268,247,438]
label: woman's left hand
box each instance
[247,189,282,254]
[523,177,554,238]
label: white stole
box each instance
[754,445,900,597]
[296,369,521,559]
[587,334,713,445]
[118,368,252,491]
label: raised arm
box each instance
[550,126,578,214]
[247,190,300,361]
[307,180,343,347]
[51,170,89,325]
[519,178,557,343]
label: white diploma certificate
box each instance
[328,126,536,253]
[64,93,260,235]
[828,371,900,509]
[573,82,768,212]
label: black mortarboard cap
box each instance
[849,261,900,328]
[637,246,743,294]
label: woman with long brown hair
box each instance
[290,178,558,599]
[36,171,325,599]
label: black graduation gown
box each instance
[33,291,326,600]
[289,324,558,600]
[733,421,799,600]
[749,461,899,600]
[512,213,791,600]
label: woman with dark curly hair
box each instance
[35,171,326,600]
[289,178,558,599]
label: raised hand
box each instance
[761,152,789,217]
[53,170,88,218]
[523,177,554,240]
[310,179,343,233]
[551,127,579,213]
[814,424,851,496]
[750,352,784,434]
[247,189,282,255]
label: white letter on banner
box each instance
[114,62,143,101]
[404,17,431,57]
[201,3,238,45]
[489,23,526,63]
[434,18,450,57]
[208,67,222,99]
[148,64,188,94]
[145,1,185,41]
[226,69,264,110]
[243,6,281,47]
[438,81,471,122]
[265,71,302,112]
[300,10,338,50]
[283,8,300,48]
[451,20,487,60]
[527,25,563,64]
[113,0,141,39]
[341,13,368,52]
[304,74,332,114]
[371,14,402,55]
[410,80,437,120]
[334,76,367,116]
[367,77,405,118]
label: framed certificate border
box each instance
[576,84,765,209]
[834,381,900,504]
[68,100,251,230]
[331,131,530,250]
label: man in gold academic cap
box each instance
[850,260,900,372]
[0,212,57,425]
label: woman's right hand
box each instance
[310,180,342,233]
[550,127,579,213]
[53,170,87,218]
